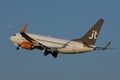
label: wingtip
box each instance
[21,22,28,33]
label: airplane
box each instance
[10,19,111,58]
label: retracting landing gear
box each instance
[43,52,58,58]
[43,52,49,56]
[43,49,49,56]
[16,45,20,50]
[51,52,58,58]
[16,47,19,50]
[43,49,58,58]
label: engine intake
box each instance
[20,42,34,50]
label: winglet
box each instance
[21,22,28,33]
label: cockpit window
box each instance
[13,34,16,36]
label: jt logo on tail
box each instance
[73,19,104,45]
[88,30,98,39]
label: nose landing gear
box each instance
[16,44,20,50]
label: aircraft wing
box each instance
[20,32,50,50]
[20,23,50,50]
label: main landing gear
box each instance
[43,49,58,58]
[51,52,58,58]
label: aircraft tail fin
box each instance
[73,19,104,45]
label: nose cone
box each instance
[10,36,14,42]
[10,34,21,45]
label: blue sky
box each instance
[0,0,120,80]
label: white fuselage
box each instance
[10,33,94,54]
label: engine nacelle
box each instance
[20,42,34,50]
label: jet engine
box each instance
[21,42,34,50]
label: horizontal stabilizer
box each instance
[104,41,111,50]
[96,41,111,50]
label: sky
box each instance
[0,0,120,80]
